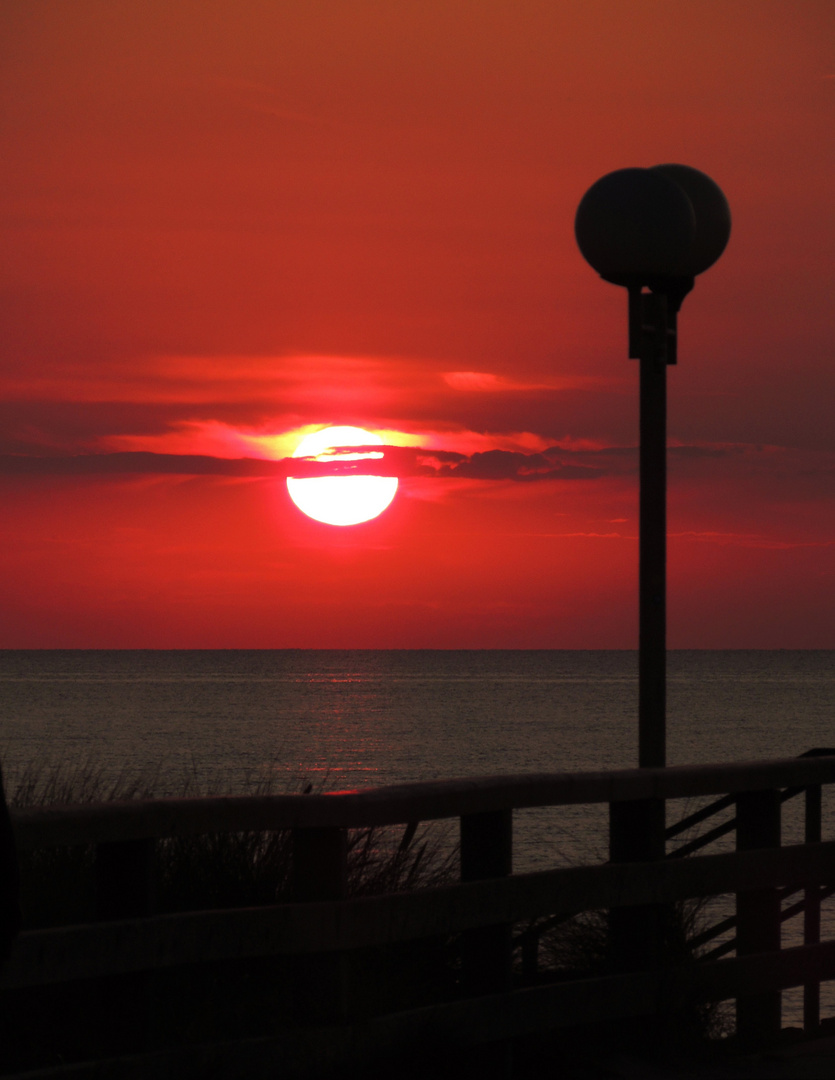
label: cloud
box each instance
[423,448,603,482]
[441,371,595,393]
[670,531,835,551]
[0,443,628,482]
[0,444,597,481]
[0,439,811,488]
[0,352,635,460]
[668,444,739,459]
[0,452,284,478]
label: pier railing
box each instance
[3,753,835,1077]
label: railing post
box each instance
[609,797,666,973]
[460,809,513,994]
[460,809,513,1079]
[804,782,822,1036]
[291,826,349,1024]
[94,839,157,1052]
[95,839,156,920]
[292,826,347,903]
[736,788,781,1046]
[520,925,539,982]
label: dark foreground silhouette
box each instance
[0,764,20,963]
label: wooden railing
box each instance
[3,753,835,1078]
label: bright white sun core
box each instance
[287,426,398,526]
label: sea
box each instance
[2,649,834,1023]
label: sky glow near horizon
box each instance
[1,0,833,649]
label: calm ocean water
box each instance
[2,649,833,791]
[2,649,834,1023]
[2,648,833,864]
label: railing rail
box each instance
[519,750,835,984]
[12,754,835,849]
[4,839,835,989]
[662,750,835,968]
[3,752,835,1078]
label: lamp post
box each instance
[575,165,731,772]
[575,166,731,975]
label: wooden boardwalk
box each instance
[3,754,835,1077]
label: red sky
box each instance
[1,0,833,648]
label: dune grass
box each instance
[7,757,457,920]
[3,759,730,1075]
[2,758,463,1072]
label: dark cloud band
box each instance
[0,442,738,483]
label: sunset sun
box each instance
[287,426,398,526]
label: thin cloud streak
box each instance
[671,531,835,550]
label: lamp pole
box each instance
[635,289,669,768]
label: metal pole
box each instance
[636,290,668,770]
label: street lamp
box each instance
[575,165,731,771]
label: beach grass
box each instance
[3,759,730,1075]
[2,758,462,1073]
[6,757,457,923]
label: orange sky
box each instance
[1,0,833,648]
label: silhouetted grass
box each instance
[4,761,732,1076]
[1,759,459,1073]
[7,758,457,924]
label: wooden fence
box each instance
[3,753,835,1078]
